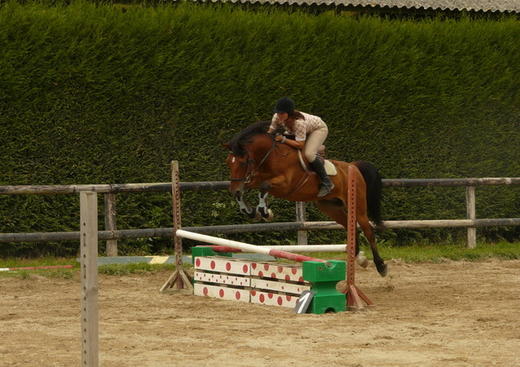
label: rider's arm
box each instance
[285,139,305,150]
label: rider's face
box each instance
[276,112,288,122]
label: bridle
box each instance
[230,137,277,185]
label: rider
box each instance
[267,97,334,198]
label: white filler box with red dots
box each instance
[193,255,311,308]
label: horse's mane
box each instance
[228,120,272,156]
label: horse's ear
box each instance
[222,142,231,150]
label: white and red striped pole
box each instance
[0,265,73,272]
[176,229,327,263]
[196,244,349,253]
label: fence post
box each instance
[466,186,476,248]
[344,165,372,309]
[295,202,308,246]
[80,191,99,367]
[160,160,194,292]
[104,193,117,256]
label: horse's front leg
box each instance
[234,191,257,219]
[255,190,273,221]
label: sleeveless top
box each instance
[269,112,327,141]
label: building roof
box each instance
[208,0,520,13]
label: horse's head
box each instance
[223,146,251,194]
[224,130,275,219]
[223,121,273,196]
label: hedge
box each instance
[0,1,519,256]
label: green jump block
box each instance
[303,260,346,314]
[302,260,345,282]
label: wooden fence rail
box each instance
[1,177,520,195]
[1,175,520,249]
[1,218,520,243]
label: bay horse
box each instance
[224,121,387,277]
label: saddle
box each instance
[297,148,338,176]
[280,134,337,176]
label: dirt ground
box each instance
[1,259,519,367]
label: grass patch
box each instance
[0,257,78,278]
[98,263,176,275]
[0,257,76,268]
[1,242,519,279]
[0,267,77,279]
[0,257,178,278]
[291,241,520,263]
[381,241,520,262]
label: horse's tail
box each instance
[353,161,384,228]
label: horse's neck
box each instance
[249,135,303,177]
[249,135,273,160]
[266,144,302,176]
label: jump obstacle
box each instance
[178,229,347,313]
[167,164,373,313]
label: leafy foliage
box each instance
[0,2,519,256]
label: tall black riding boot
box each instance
[309,159,334,198]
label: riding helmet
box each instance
[274,97,295,114]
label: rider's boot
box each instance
[309,159,334,198]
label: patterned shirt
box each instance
[269,112,327,141]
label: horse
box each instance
[223,120,387,277]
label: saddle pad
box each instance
[324,160,337,176]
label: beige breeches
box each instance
[303,127,328,162]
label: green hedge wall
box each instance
[1,1,519,256]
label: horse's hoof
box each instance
[261,209,274,222]
[247,208,257,219]
[356,251,369,268]
[378,263,388,277]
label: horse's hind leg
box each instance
[315,200,368,268]
[357,212,387,277]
